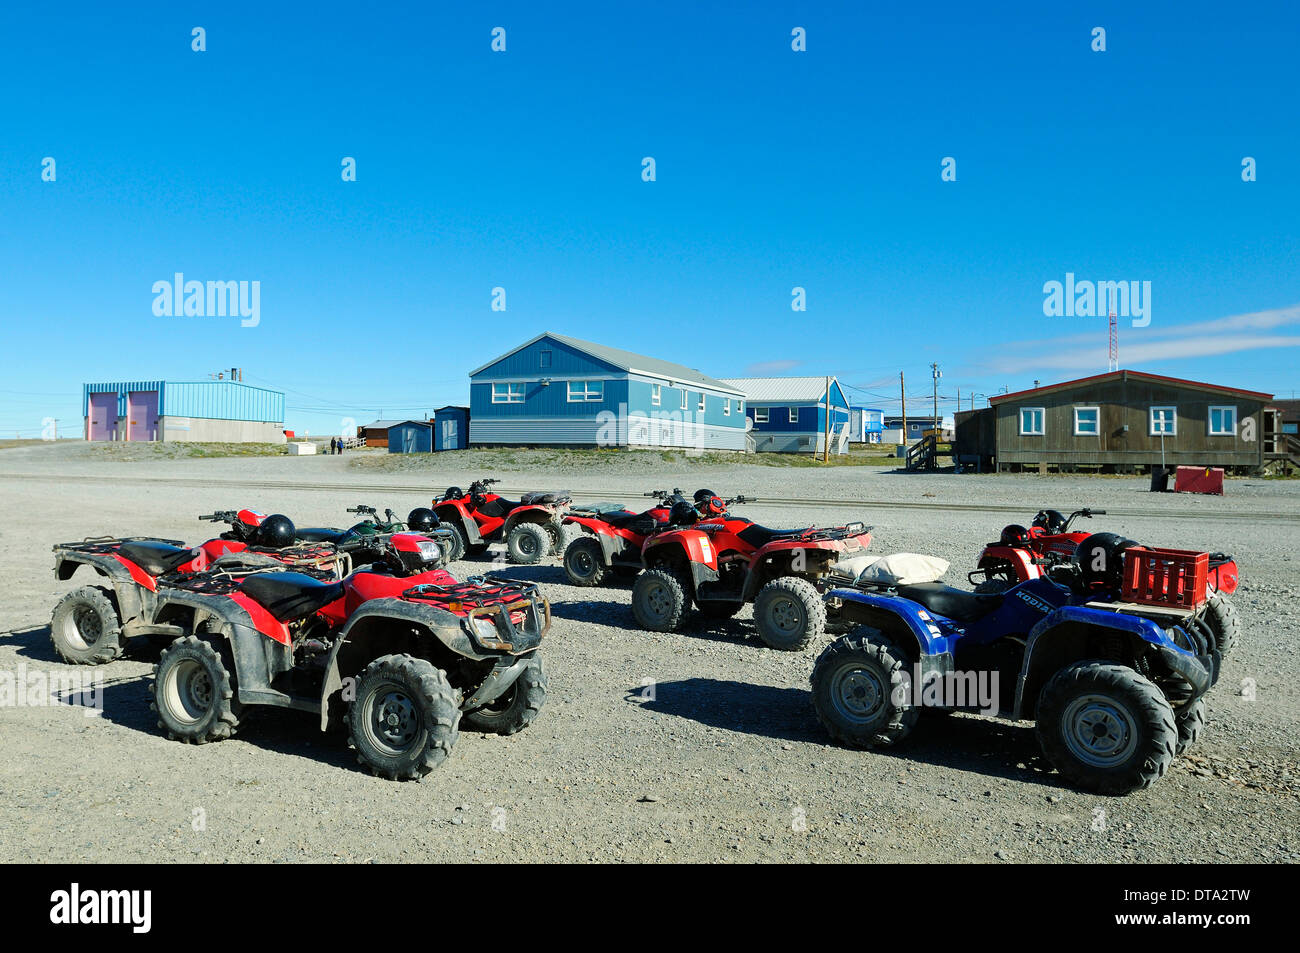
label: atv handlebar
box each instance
[347,504,377,516]
[198,511,238,523]
[1063,508,1106,531]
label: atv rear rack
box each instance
[56,536,187,554]
[1123,547,1209,609]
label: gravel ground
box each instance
[1,443,1297,863]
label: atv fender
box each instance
[434,502,483,544]
[1013,605,1211,719]
[502,504,562,537]
[53,551,150,627]
[976,545,1040,582]
[828,587,952,659]
[643,532,718,571]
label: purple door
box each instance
[88,392,117,441]
[127,390,159,442]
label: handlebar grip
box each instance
[1091,509,1106,515]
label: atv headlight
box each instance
[415,539,442,562]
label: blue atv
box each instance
[811,535,1222,794]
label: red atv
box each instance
[630,495,874,651]
[431,478,572,564]
[973,508,1242,657]
[975,507,1240,595]
[49,512,344,665]
[148,531,549,779]
[560,487,690,586]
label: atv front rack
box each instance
[401,577,540,611]
[401,577,549,652]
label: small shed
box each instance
[849,406,885,443]
[433,406,470,451]
[387,420,433,454]
[362,420,403,448]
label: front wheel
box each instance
[152,635,242,743]
[50,585,123,665]
[753,576,826,651]
[506,522,550,564]
[811,631,918,747]
[347,654,461,780]
[1035,661,1177,794]
[563,536,610,587]
[1202,592,1239,658]
[631,568,689,632]
[462,655,547,735]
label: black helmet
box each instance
[444,486,464,500]
[1075,533,1138,588]
[257,514,296,549]
[407,507,439,532]
[669,500,699,526]
[1000,524,1031,547]
[693,488,717,503]
[1032,509,1067,534]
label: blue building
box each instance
[83,378,284,443]
[850,406,886,443]
[468,332,748,450]
[387,420,433,454]
[433,406,469,451]
[720,377,852,454]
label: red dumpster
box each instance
[1173,466,1224,495]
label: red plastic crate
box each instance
[1122,547,1209,608]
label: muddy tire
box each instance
[753,576,826,651]
[506,522,550,564]
[463,655,547,735]
[811,630,918,747]
[441,524,467,562]
[347,654,460,780]
[1202,592,1240,658]
[632,568,689,632]
[1174,696,1206,756]
[152,635,242,743]
[50,586,123,665]
[1035,661,1177,794]
[564,536,610,587]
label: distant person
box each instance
[338,436,344,455]
[329,436,337,455]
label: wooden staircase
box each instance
[905,433,939,471]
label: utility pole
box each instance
[930,363,941,436]
[822,375,831,462]
[899,371,907,446]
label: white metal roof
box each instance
[719,376,836,402]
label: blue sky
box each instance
[2,1,1297,436]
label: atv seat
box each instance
[118,540,195,576]
[896,582,1003,624]
[295,527,350,544]
[737,524,811,549]
[521,490,570,505]
[240,572,345,623]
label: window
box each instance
[723,398,731,416]
[698,393,706,412]
[1150,406,1176,436]
[754,407,770,424]
[1208,405,1237,436]
[680,389,688,410]
[789,407,799,424]
[737,400,743,415]
[651,383,661,406]
[567,380,604,402]
[1019,407,1045,435]
[539,349,552,369]
[1073,406,1100,436]
[491,382,524,404]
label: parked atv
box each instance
[974,508,1241,657]
[813,534,1223,794]
[294,504,458,567]
[148,530,549,779]
[630,495,874,650]
[561,488,690,586]
[49,513,344,665]
[431,478,572,564]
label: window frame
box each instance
[1207,405,1237,436]
[788,407,799,424]
[491,382,525,404]
[1019,407,1045,436]
[1073,406,1100,436]
[680,389,688,411]
[539,349,552,369]
[1149,405,1177,436]
[753,407,770,424]
[566,380,605,403]
[698,393,706,412]
[723,398,731,416]
[650,383,661,407]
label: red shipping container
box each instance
[1174,466,1224,495]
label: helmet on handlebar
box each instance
[693,488,717,503]
[1032,509,1068,534]
[669,500,699,526]
[444,486,464,501]
[1075,532,1139,589]
[407,507,439,532]
[256,514,296,549]
[697,495,727,517]
[999,524,1032,547]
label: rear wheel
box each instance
[1174,696,1206,756]
[564,536,609,587]
[632,568,689,632]
[1035,661,1176,794]
[347,654,460,780]
[152,635,242,743]
[753,576,826,651]
[462,655,547,735]
[506,522,550,564]
[441,525,467,562]
[50,586,123,665]
[1202,592,1239,658]
[811,631,918,747]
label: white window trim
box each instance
[567,380,604,403]
[737,400,744,415]
[698,393,706,412]
[1073,406,1100,436]
[1019,407,1045,436]
[754,407,770,424]
[651,383,661,407]
[788,407,799,424]
[680,389,688,410]
[723,398,731,416]
[491,382,524,404]
[1149,405,1177,436]
[1208,405,1237,436]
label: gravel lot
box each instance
[2,443,1298,863]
